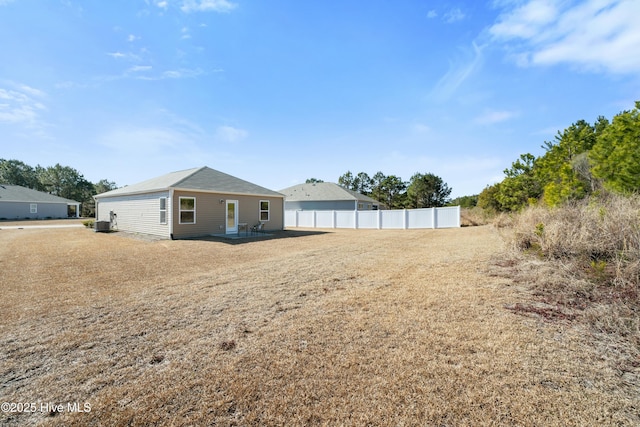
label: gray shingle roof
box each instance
[0,184,80,204]
[279,182,380,204]
[94,167,283,199]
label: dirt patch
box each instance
[0,226,637,425]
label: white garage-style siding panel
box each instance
[96,191,171,238]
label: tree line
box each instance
[307,171,453,208]
[478,101,640,212]
[0,159,117,217]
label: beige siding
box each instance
[172,191,284,238]
[96,191,171,238]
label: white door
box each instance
[226,200,238,234]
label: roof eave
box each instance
[95,187,284,199]
[94,187,170,199]
[171,187,284,198]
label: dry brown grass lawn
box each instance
[1,223,637,426]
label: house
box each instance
[279,182,381,211]
[93,166,284,239]
[0,184,81,220]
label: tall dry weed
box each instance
[460,207,494,226]
[499,193,640,372]
[510,194,640,278]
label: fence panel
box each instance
[296,211,315,228]
[315,211,334,228]
[435,206,460,228]
[335,211,355,228]
[381,210,405,229]
[285,210,297,227]
[407,208,433,229]
[358,211,378,228]
[285,207,460,230]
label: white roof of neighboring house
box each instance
[279,182,380,204]
[0,184,80,204]
[94,166,283,199]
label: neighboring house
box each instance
[94,166,284,239]
[280,182,381,211]
[0,184,81,220]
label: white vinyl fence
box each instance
[285,206,460,230]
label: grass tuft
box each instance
[496,192,640,376]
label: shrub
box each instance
[460,207,494,227]
[502,193,640,366]
[510,193,640,269]
[82,219,95,229]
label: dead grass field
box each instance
[0,222,637,426]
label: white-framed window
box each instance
[30,203,37,213]
[259,200,270,221]
[159,197,167,224]
[358,203,364,210]
[179,197,196,224]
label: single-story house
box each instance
[94,166,284,239]
[279,182,381,211]
[0,184,81,219]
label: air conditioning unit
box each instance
[95,221,111,232]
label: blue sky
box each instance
[1,0,639,198]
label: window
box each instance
[30,203,37,213]
[259,200,270,221]
[179,197,195,224]
[159,197,167,224]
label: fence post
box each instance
[354,210,358,229]
[332,210,336,228]
[432,208,437,229]
[403,209,408,229]
[377,209,381,229]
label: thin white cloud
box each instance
[431,42,484,101]
[474,109,519,125]
[444,8,466,23]
[216,125,248,142]
[127,34,140,42]
[107,51,142,62]
[490,0,558,39]
[102,66,203,81]
[181,0,237,13]
[16,84,46,98]
[128,65,153,73]
[161,68,204,79]
[427,10,437,19]
[490,0,640,74]
[0,85,47,124]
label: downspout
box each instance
[169,188,175,239]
